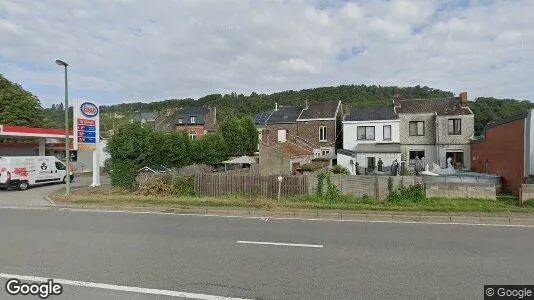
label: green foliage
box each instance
[325,175,341,202]
[0,75,44,127]
[192,132,229,165]
[137,174,195,196]
[315,172,341,202]
[316,172,326,196]
[387,183,426,203]
[332,165,349,174]
[470,97,534,136]
[109,160,138,189]
[220,117,258,156]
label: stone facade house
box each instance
[174,107,218,140]
[395,92,474,169]
[338,106,400,175]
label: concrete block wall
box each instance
[425,183,496,200]
[520,184,534,205]
[306,175,421,199]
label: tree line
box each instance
[2,73,534,137]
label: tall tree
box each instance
[0,75,44,126]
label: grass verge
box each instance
[52,187,534,213]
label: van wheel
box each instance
[0,187,7,191]
[18,181,29,191]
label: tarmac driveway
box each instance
[0,174,109,207]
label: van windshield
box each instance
[55,162,66,170]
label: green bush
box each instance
[325,175,341,202]
[316,172,326,196]
[109,160,138,190]
[387,183,425,203]
[137,174,195,196]
[332,165,349,174]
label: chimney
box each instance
[459,92,468,106]
[275,102,278,111]
[304,99,309,110]
[393,93,401,107]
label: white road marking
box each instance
[0,273,251,300]
[236,240,324,248]
[1,206,533,228]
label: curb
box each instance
[47,205,534,226]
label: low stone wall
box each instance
[425,183,496,200]
[520,184,534,205]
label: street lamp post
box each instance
[55,59,70,195]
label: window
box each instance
[319,126,327,141]
[409,151,425,160]
[357,126,375,140]
[190,116,196,123]
[321,149,330,156]
[189,131,197,140]
[277,129,287,142]
[409,121,424,136]
[178,118,183,124]
[448,119,462,135]
[55,162,66,170]
[383,125,392,140]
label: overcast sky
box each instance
[1,0,533,107]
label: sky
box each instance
[1,0,533,107]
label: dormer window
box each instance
[178,118,183,124]
[190,116,196,123]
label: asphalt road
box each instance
[0,174,109,207]
[0,209,533,299]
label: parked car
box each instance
[0,156,74,191]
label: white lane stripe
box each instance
[236,240,324,248]
[0,273,251,300]
[1,206,534,228]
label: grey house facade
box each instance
[395,92,474,169]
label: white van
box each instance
[0,156,74,191]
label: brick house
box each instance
[471,110,534,194]
[296,100,342,159]
[174,107,218,139]
[395,92,474,169]
[259,101,342,174]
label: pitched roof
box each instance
[133,112,158,122]
[298,101,339,119]
[396,97,472,115]
[254,111,272,126]
[267,106,303,124]
[175,107,210,125]
[345,106,398,121]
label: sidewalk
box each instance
[46,204,534,226]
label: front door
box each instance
[367,157,376,172]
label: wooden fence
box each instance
[194,173,308,197]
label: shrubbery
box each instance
[137,173,195,196]
[107,117,258,188]
[331,165,349,174]
[108,160,138,190]
[387,177,425,203]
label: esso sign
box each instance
[80,102,99,118]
